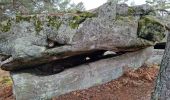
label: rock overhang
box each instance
[0,3,168,71]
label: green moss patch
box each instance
[0,20,12,32]
[116,15,134,22]
[69,12,96,29]
[16,15,32,23]
[47,16,61,30]
[0,12,96,33]
[128,7,136,15]
[16,15,43,33]
[15,15,62,32]
[137,16,166,42]
[34,19,43,33]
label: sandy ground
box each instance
[0,65,159,100]
[0,70,14,100]
[0,70,10,77]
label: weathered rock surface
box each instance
[11,47,153,100]
[145,49,164,65]
[1,2,166,100]
[0,3,167,70]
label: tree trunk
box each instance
[152,32,170,100]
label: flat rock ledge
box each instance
[11,47,152,100]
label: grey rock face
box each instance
[145,49,164,65]
[11,47,153,100]
[0,3,167,70]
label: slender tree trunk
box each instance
[13,0,16,9]
[152,32,170,100]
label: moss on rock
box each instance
[116,15,134,22]
[137,16,166,42]
[16,15,32,23]
[34,19,43,33]
[128,7,136,15]
[15,15,62,32]
[0,20,12,32]
[16,15,43,33]
[47,16,61,30]
[0,12,96,32]
[69,12,96,29]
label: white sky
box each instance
[72,0,146,10]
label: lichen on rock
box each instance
[137,16,166,42]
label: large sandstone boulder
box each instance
[11,47,153,100]
[1,2,168,100]
[0,3,167,71]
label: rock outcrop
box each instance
[0,2,168,100]
[11,47,153,100]
[0,3,167,71]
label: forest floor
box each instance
[0,70,13,100]
[0,65,159,100]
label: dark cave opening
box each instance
[35,50,126,75]
[154,42,166,49]
[28,42,166,75]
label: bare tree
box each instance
[148,1,170,99]
[151,29,170,99]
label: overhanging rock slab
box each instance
[0,3,167,71]
[11,47,153,100]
